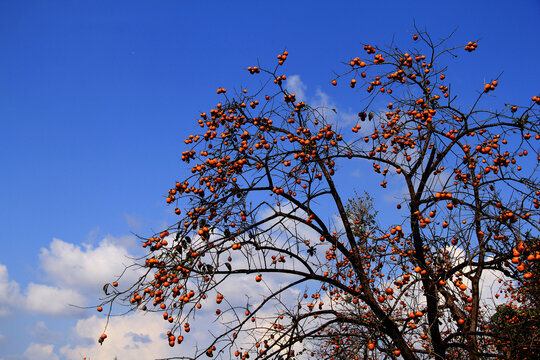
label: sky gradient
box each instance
[1,1,539,359]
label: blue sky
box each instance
[1,1,539,359]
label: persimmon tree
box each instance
[98,30,540,360]
[489,236,540,359]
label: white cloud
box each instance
[23,343,59,360]
[0,264,23,317]
[59,313,179,360]
[0,221,512,360]
[24,283,86,317]
[0,332,6,343]
[0,235,143,320]
[61,288,283,360]
[0,268,90,318]
[38,237,140,292]
[0,234,152,360]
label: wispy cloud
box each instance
[285,74,307,101]
[124,213,143,230]
[27,322,62,344]
[284,75,358,129]
[23,343,59,360]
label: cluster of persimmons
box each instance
[97,31,539,360]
